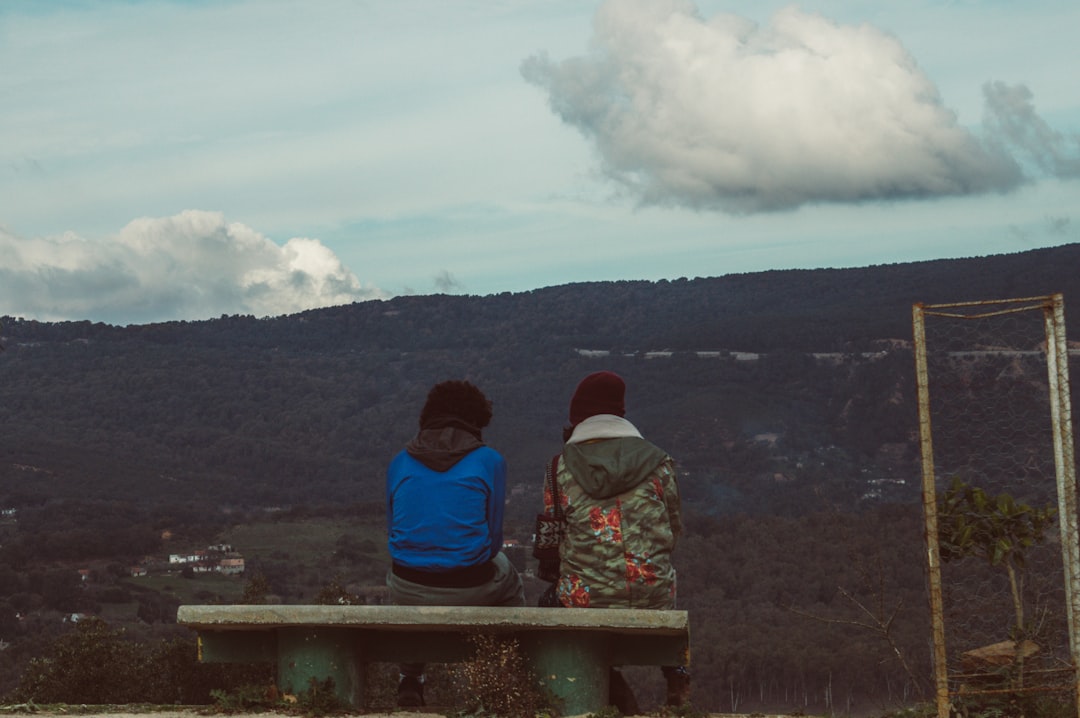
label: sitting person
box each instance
[541,370,690,710]
[386,380,524,706]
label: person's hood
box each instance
[562,435,669,499]
[406,424,484,472]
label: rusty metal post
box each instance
[913,302,951,718]
[1043,293,1080,717]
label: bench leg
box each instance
[276,627,364,708]
[519,631,610,717]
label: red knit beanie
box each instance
[569,371,626,426]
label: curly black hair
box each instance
[418,380,493,430]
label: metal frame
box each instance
[914,294,1079,718]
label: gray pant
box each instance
[387,552,525,677]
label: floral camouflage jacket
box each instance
[542,419,682,609]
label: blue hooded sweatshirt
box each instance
[386,425,506,572]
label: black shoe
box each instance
[397,675,425,707]
[665,669,691,707]
[609,668,640,715]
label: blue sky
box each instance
[1,0,1078,325]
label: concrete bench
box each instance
[177,604,689,716]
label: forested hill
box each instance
[1,243,1078,518]
[2,243,1078,713]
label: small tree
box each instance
[240,571,271,605]
[315,576,358,605]
[938,477,1056,687]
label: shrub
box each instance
[451,633,555,718]
[7,616,270,705]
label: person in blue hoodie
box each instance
[386,379,524,707]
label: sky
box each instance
[1,0,1078,325]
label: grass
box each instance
[218,516,389,601]
[89,517,391,615]
[224,518,387,566]
[126,572,246,605]
[0,703,215,714]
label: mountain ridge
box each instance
[1,242,1077,516]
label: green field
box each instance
[224,517,384,563]
[218,515,389,601]
[129,572,246,604]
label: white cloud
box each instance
[982,81,1080,180]
[432,269,464,294]
[522,0,1024,213]
[0,211,385,324]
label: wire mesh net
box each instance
[916,296,1078,710]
